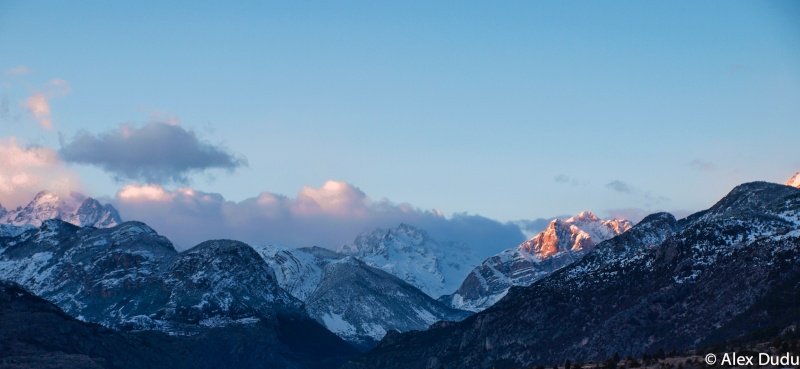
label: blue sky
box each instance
[1,1,799,249]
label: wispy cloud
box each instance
[147,109,181,126]
[113,180,526,256]
[554,174,586,186]
[23,93,52,129]
[605,179,669,208]
[606,180,633,194]
[59,122,247,184]
[4,66,32,76]
[689,159,716,172]
[21,78,71,130]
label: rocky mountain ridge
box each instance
[0,190,121,229]
[0,220,305,334]
[254,244,470,350]
[443,211,632,311]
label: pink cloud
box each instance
[296,180,370,216]
[22,93,52,129]
[21,78,71,130]
[0,138,81,208]
[117,184,174,202]
[112,181,525,255]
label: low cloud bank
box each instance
[113,180,527,257]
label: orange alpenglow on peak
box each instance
[785,172,800,188]
[520,211,632,258]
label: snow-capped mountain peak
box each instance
[519,211,632,257]
[0,190,122,229]
[253,243,470,349]
[786,171,800,188]
[338,223,481,299]
[443,211,632,311]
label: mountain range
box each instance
[0,219,358,368]
[1,175,799,368]
[344,181,800,369]
[0,195,472,352]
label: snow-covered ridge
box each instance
[443,211,632,312]
[0,190,121,229]
[0,221,303,335]
[338,223,482,299]
[254,243,470,349]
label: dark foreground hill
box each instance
[0,280,358,369]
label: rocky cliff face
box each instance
[443,211,631,311]
[344,182,800,369]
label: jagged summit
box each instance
[520,211,631,257]
[443,211,632,311]
[786,171,800,188]
[568,210,600,222]
[339,223,429,256]
[0,190,122,229]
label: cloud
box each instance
[606,180,633,194]
[554,174,586,186]
[23,93,51,129]
[4,66,32,76]
[689,159,716,172]
[59,122,247,184]
[0,138,81,208]
[21,78,71,129]
[147,109,181,126]
[117,184,174,202]
[112,180,526,257]
[605,179,670,208]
